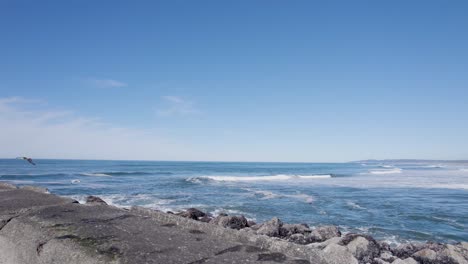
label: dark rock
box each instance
[287,234,314,245]
[255,217,283,237]
[209,215,248,230]
[85,195,107,205]
[199,216,212,223]
[310,225,341,242]
[176,208,206,220]
[280,223,311,238]
[379,241,392,252]
[392,243,425,259]
[373,258,391,264]
[247,220,256,227]
[166,211,174,214]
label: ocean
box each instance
[1,159,467,244]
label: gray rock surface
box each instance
[85,196,107,205]
[209,215,249,230]
[322,244,358,264]
[255,217,283,237]
[1,184,326,263]
[391,257,418,264]
[310,226,341,242]
[412,248,437,263]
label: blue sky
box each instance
[1,0,467,162]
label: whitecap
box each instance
[346,201,366,210]
[369,168,402,175]
[79,173,112,177]
[71,179,81,184]
[188,174,332,182]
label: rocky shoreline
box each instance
[1,183,467,264]
[166,207,468,264]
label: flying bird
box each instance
[17,157,36,165]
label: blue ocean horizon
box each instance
[1,159,467,244]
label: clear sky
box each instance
[1,0,467,162]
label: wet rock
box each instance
[199,215,212,223]
[209,215,248,230]
[255,217,283,237]
[391,257,418,264]
[310,225,341,242]
[280,223,311,237]
[322,243,358,264]
[287,234,314,245]
[85,195,107,205]
[412,248,437,264]
[392,243,425,259]
[341,234,380,263]
[438,244,468,264]
[247,220,256,227]
[176,208,206,220]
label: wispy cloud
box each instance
[87,78,127,88]
[0,97,195,160]
[156,96,198,117]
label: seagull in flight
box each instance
[17,157,36,165]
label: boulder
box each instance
[322,244,358,264]
[0,182,17,189]
[310,225,341,242]
[176,208,206,220]
[255,217,283,237]
[412,248,437,263]
[247,220,256,227]
[392,243,425,259]
[379,250,397,263]
[391,258,418,264]
[287,234,314,245]
[341,234,380,263]
[373,258,391,264]
[209,215,248,230]
[437,244,468,264]
[85,195,107,205]
[198,215,212,223]
[280,223,311,237]
[307,236,342,250]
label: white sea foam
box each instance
[346,201,366,210]
[71,179,80,184]
[80,173,112,177]
[188,174,332,182]
[369,168,402,175]
[459,168,468,172]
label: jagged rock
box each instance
[209,215,248,230]
[176,208,206,220]
[380,250,397,262]
[341,234,380,263]
[412,248,437,263]
[307,236,342,250]
[280,223,311,237]
[247,220,256,227]
[392,243,425,259]
[322,243,359,264]
[85,195,107,205]
[373,258,391,264]
[199,215,212,223]
[379,242,392,252]
[287,234,314,245]
[255,217,283,237]
[310,225,341,242]
[438,244,468,264]
[391,257,418,264]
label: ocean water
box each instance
[1,159,467,244]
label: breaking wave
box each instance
[186,174,332,183]
[369,168,402,175]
